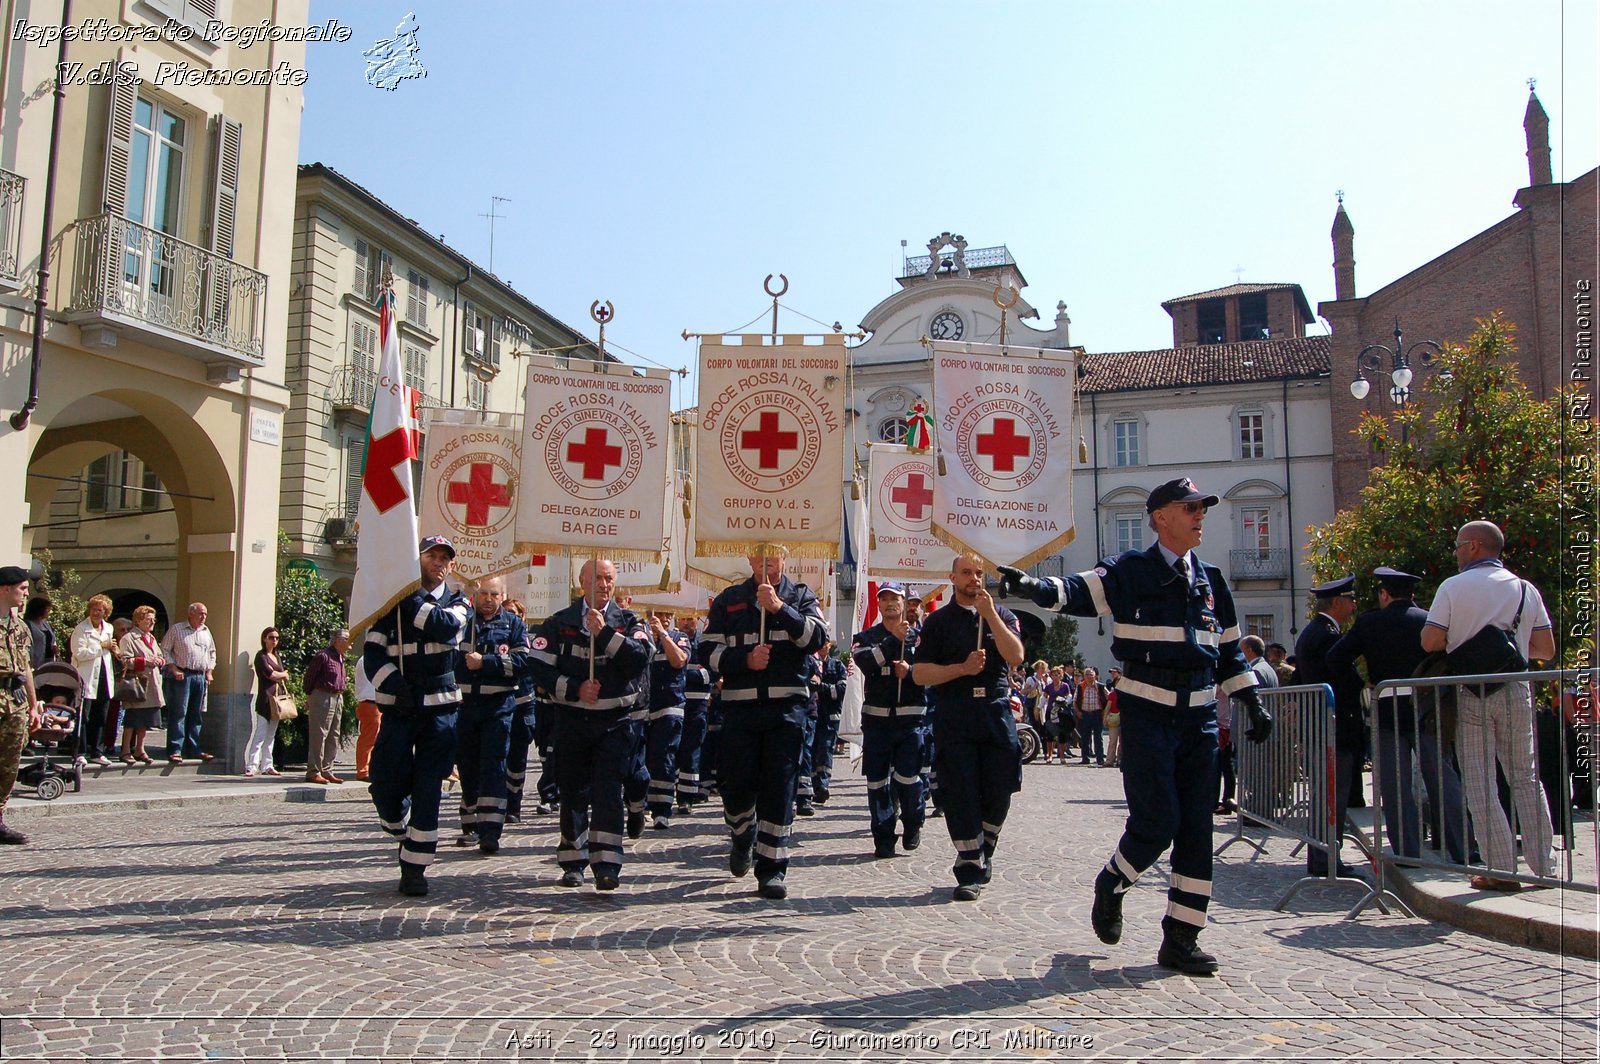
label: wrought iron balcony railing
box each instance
[64,212,267,367]
[0,167,24,284]
[327,363,441,414]
[1230,547,1291,581]
[901,244,1015,279]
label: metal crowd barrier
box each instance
[1217,684,1408,918]
[1355,668,1598,916]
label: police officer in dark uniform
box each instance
[644,610,694,829]
[809,642,848,805]
[529,558,652,891]
[366,536,472,897]
[912,555,1025,901]
[1328,567,1472,863]
[452,575,529,855]
[698,551,829,900]
[852,583,928,858]
[1000,478,1270,975]
[1294,574,1364,876]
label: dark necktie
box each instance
[1174,555,1190,585]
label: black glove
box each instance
[1237,688,1272,743]
[996,564,1044,601]
[388,684,416,715]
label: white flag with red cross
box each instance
[419,409,525,583]
[693,333,847,559]
[867,443,957,580]
[928,339,1078,569]
[348,282,422,635]
[515,353,672,561]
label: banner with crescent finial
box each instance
[515,353,672,561]
[693,333,847,558]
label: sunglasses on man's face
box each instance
[1170,501,1210,514]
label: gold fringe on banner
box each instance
[516,542,662,566]
[925,523,1077,574]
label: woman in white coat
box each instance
[71,594,118,765]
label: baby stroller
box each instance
[17,661,85,800]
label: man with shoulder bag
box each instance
[1422,521,1556,891]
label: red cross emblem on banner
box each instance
[739,411,799,470]
[891,471,934,520]
[566,426,623,481]
[975,417,1031,472]
[446,461,513,526]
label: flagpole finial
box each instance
[381,266,396,290]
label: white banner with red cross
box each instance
[929,339,1078,569]
[693,333,848,558]
[516,354,672,561]
[418,410,524,583]
[867,443,957,580]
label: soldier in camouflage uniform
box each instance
[0,565,43,845]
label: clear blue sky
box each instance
[300,1,1597,402]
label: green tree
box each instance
[1306,314,1595,667]
[1029,614,1081,669]
[272,532,357,762]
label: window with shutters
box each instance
[1241,506,1272,557]
[406,270,430,327]
[463,302,488,361]
[85,451,161,514]
[353,239,390,302]
[142,0,221,33]
[344,437,365,520]
[1245,614,1274,642]
[350,320,376,373]
[123,97,186,303]
[465,375,485,411]
[488,321,503,368]
[403,344,428,394]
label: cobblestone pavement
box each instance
[1,759,1595,1062]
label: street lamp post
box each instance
[1349,318,1443,441]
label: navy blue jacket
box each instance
[455,607,530,703]
[1032,544,1255,709]
[363,583,471,711]
[648,627,698,710]
[698,574,829,716]
[530,598,651,716]
[852,621,924,713]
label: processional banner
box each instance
[516,354,672,560]
[693,333,847,558]
[929,340,1078,569]
[419,410,524,583]
[867,443,957,580]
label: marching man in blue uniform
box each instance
[911,556,1026,900]
[699,550,830,900]
[1000,478,1271,974]
[529,558,652,891]
[452,575,529,855]
[366,535,472,897]
[808,642,848,806]
[852,583,929,859]
[644,610,694,830]
[675,648,713,814]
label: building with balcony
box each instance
[0,0,307,764]
[1062,312,1335,668]
[280,164,600,597]
[1319,89,1597,508]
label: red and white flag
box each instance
[929,339,1078,569]
[348,282,422,634]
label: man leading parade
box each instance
[699,551,829,900]
[1000,478,1271,975]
